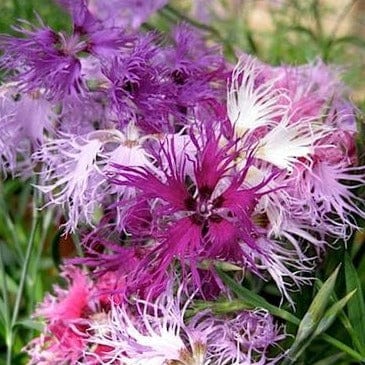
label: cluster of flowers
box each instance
[0,0,363,364]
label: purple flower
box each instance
[34,125,156,232]
[57,0,133,57]
[206,309,286,364]
[101,34,176,132]
[55,0,99,34]
[0,20,86,100]
[164,24,227,120]
[34,132,106,232]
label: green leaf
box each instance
[217,268,300,325]
[15,319,43,332]
[332,35,365,48]
[311,353,346,365]
[295,265,340,344]
[344,252,365,354]
[321,334,365,363]
[0,298,7,325]
[186,299,252,318]
[286,25,318,42]
[200,260,242,271]
[313,289,356,336]
[282,266,341,365]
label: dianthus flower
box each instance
[34,124,155,232]
[97,54,365,303]
[0,83,53,176]
[24,266,124,365]
[227,55,365,247]
[0,19,86,100]
[109,127,312,301]
[86,284,285,364]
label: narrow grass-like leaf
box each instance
[282,266,341,365]
[295,265,340,345]
[217,268,300,325]
[321,334,365,363]
[316,277,363,351]
[311,353,346,365]
[287,291,357,364]
[0,249,10,329]
[344,252,365,353]
[0,298,7,325]
[333,35,365,48]
[15,319,43,332]
[286,25,318,42]
[313,290,356,336]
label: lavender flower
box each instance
[227,55,365,249]
[86,284,285,364]
[88,0,168,29]
[34,125,155,232]
[164,24,227,121]
[0,84,53,176]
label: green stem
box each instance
[0,248,11,365]
[0,182,24,262]
[312,0,323,41]
[6,191,40,365]
[322,0,357,61]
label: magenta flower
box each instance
[109,130,307,299]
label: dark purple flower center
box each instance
[123,80,139,94]
[185,185,224,227]
[171,69,187,85]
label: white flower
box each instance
[255,117,329,171]
[227,57,286,136]
[34,122,156,232]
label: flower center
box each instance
[185,185,224,226]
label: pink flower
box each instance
[24,266,124,364]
